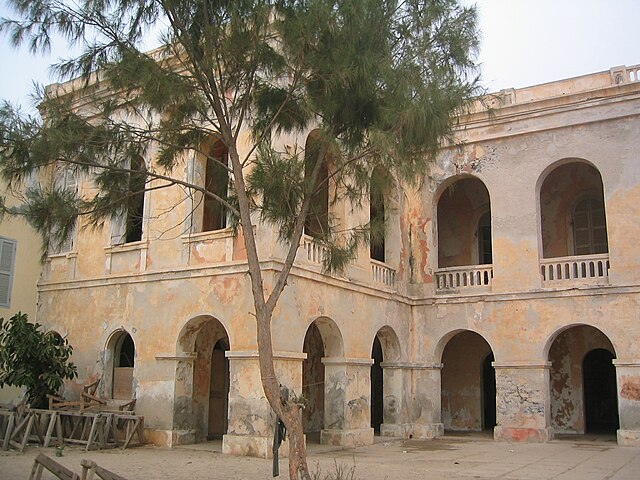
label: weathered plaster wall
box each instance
[33,70,640,452]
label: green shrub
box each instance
[0,312,77,408]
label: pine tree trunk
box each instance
[255,306,311,480]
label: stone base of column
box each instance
[380,423,408,438]
[617,429,640,446]
[407,422,444,439]
[494,426,553,443]
[145,429,196,447]
[222,434,291,459]
[321,428,374,447]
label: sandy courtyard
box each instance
[2,435,640,480]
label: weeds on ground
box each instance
[311,459,357,480]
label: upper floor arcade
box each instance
[41,65,640,300]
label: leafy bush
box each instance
[0,312,77,408]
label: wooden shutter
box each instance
[573,198,608,255]
[0,237,16,307]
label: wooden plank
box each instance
[85,416,100,451]
[29,453,80,480]
[2,412,14,451]
[122,417,141,449]
[80,459,129,480]
[44,412,58,447]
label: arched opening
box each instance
[301,317,344,444]
[203,139,229,232]
[174,316,230,443]
[583,348,619,434]
[370,167,389,263]
[548,325,618,436]
[370,336,383,433]
[539,161,608,258]
[304,131,330,239]
[437,177,492,269]
[441,331,495,433]
[112,332,135,400]
[369,326,402,436]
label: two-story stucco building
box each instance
[37,64,640,456]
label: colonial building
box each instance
[38,64,640,456]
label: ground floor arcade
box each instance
[36,272,640,457]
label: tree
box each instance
[0,312,78,408]
[0,1,479,477]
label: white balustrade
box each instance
[371,260,396,287]
[540,254,609,283]
[435,264,493,291]
[301,235,328,265]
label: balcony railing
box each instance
[435,264,493,291]
[371,260,396,287]
[540,254,609,284]
[301,235,328,265]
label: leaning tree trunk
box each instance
[255,307,311,480]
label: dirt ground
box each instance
[2,434,640,480]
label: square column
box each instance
[320,357,375,447]
[405,363,444,439]
[378,362,407,437]
[222,350,305,458]
[613,359,640,446]
[493,362,553,442]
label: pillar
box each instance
[406,363,444,438]
[493,361,553,442]
[378,362,407,437]
[613,359,640,446]
[222,350,305,458]
[320,357,374,447]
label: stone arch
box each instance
[301,317,345,441]
[434,175,492,269]
[104,329,136,400]
[370,325,402,435]
[439,329,496,432]
[536,158,608,259]
[173,315,231,444]
[546,324,618,435]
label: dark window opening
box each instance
[203,144,229,232]
[370,172,386,262]
[478,212,492,265]
[125,156,146,243]
[304,139,329,239]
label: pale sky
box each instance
[1,0,639,111]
